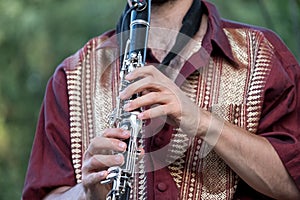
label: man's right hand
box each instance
[43,129,130,200]
[81,128,130,200]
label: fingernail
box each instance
[125,73,133,79]
[119,142,126,149]
[124,103,130,111]
[122,130,130,136]
[119,92,124,99]
[99,171,105,177]
[119,89,127,99]
[138,112,144,119]
[115,154,123,163]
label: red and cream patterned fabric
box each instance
[23,1,300,200]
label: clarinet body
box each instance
[101,1,151,200]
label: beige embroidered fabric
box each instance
[65,27,273,199]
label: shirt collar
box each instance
[175,1,239,86]
[96,1,239,68]
[96,30,118,50]
[201,0,237,66]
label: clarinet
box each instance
[101,1,151,200]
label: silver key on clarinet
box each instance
[101,1,151,200]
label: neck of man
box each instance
[148,0,195,62]
[151,0,193,30]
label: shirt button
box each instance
[154,136,163,147]
[157,182,168,192]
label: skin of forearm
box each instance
[43,179,110,200]
[43,184,85,200]
[201,113,300,199]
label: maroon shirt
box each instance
[23,1,300,199]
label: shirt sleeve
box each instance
[257,31,300,191]
[22,63,76,200]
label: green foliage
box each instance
[0,0,125,199]
[209,0,300,60]
[0,0,299,199]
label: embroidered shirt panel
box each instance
[64,26,274,199]
[167,28,273,200]
[65,37,117,182]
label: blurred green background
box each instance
[0,0,299,199]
